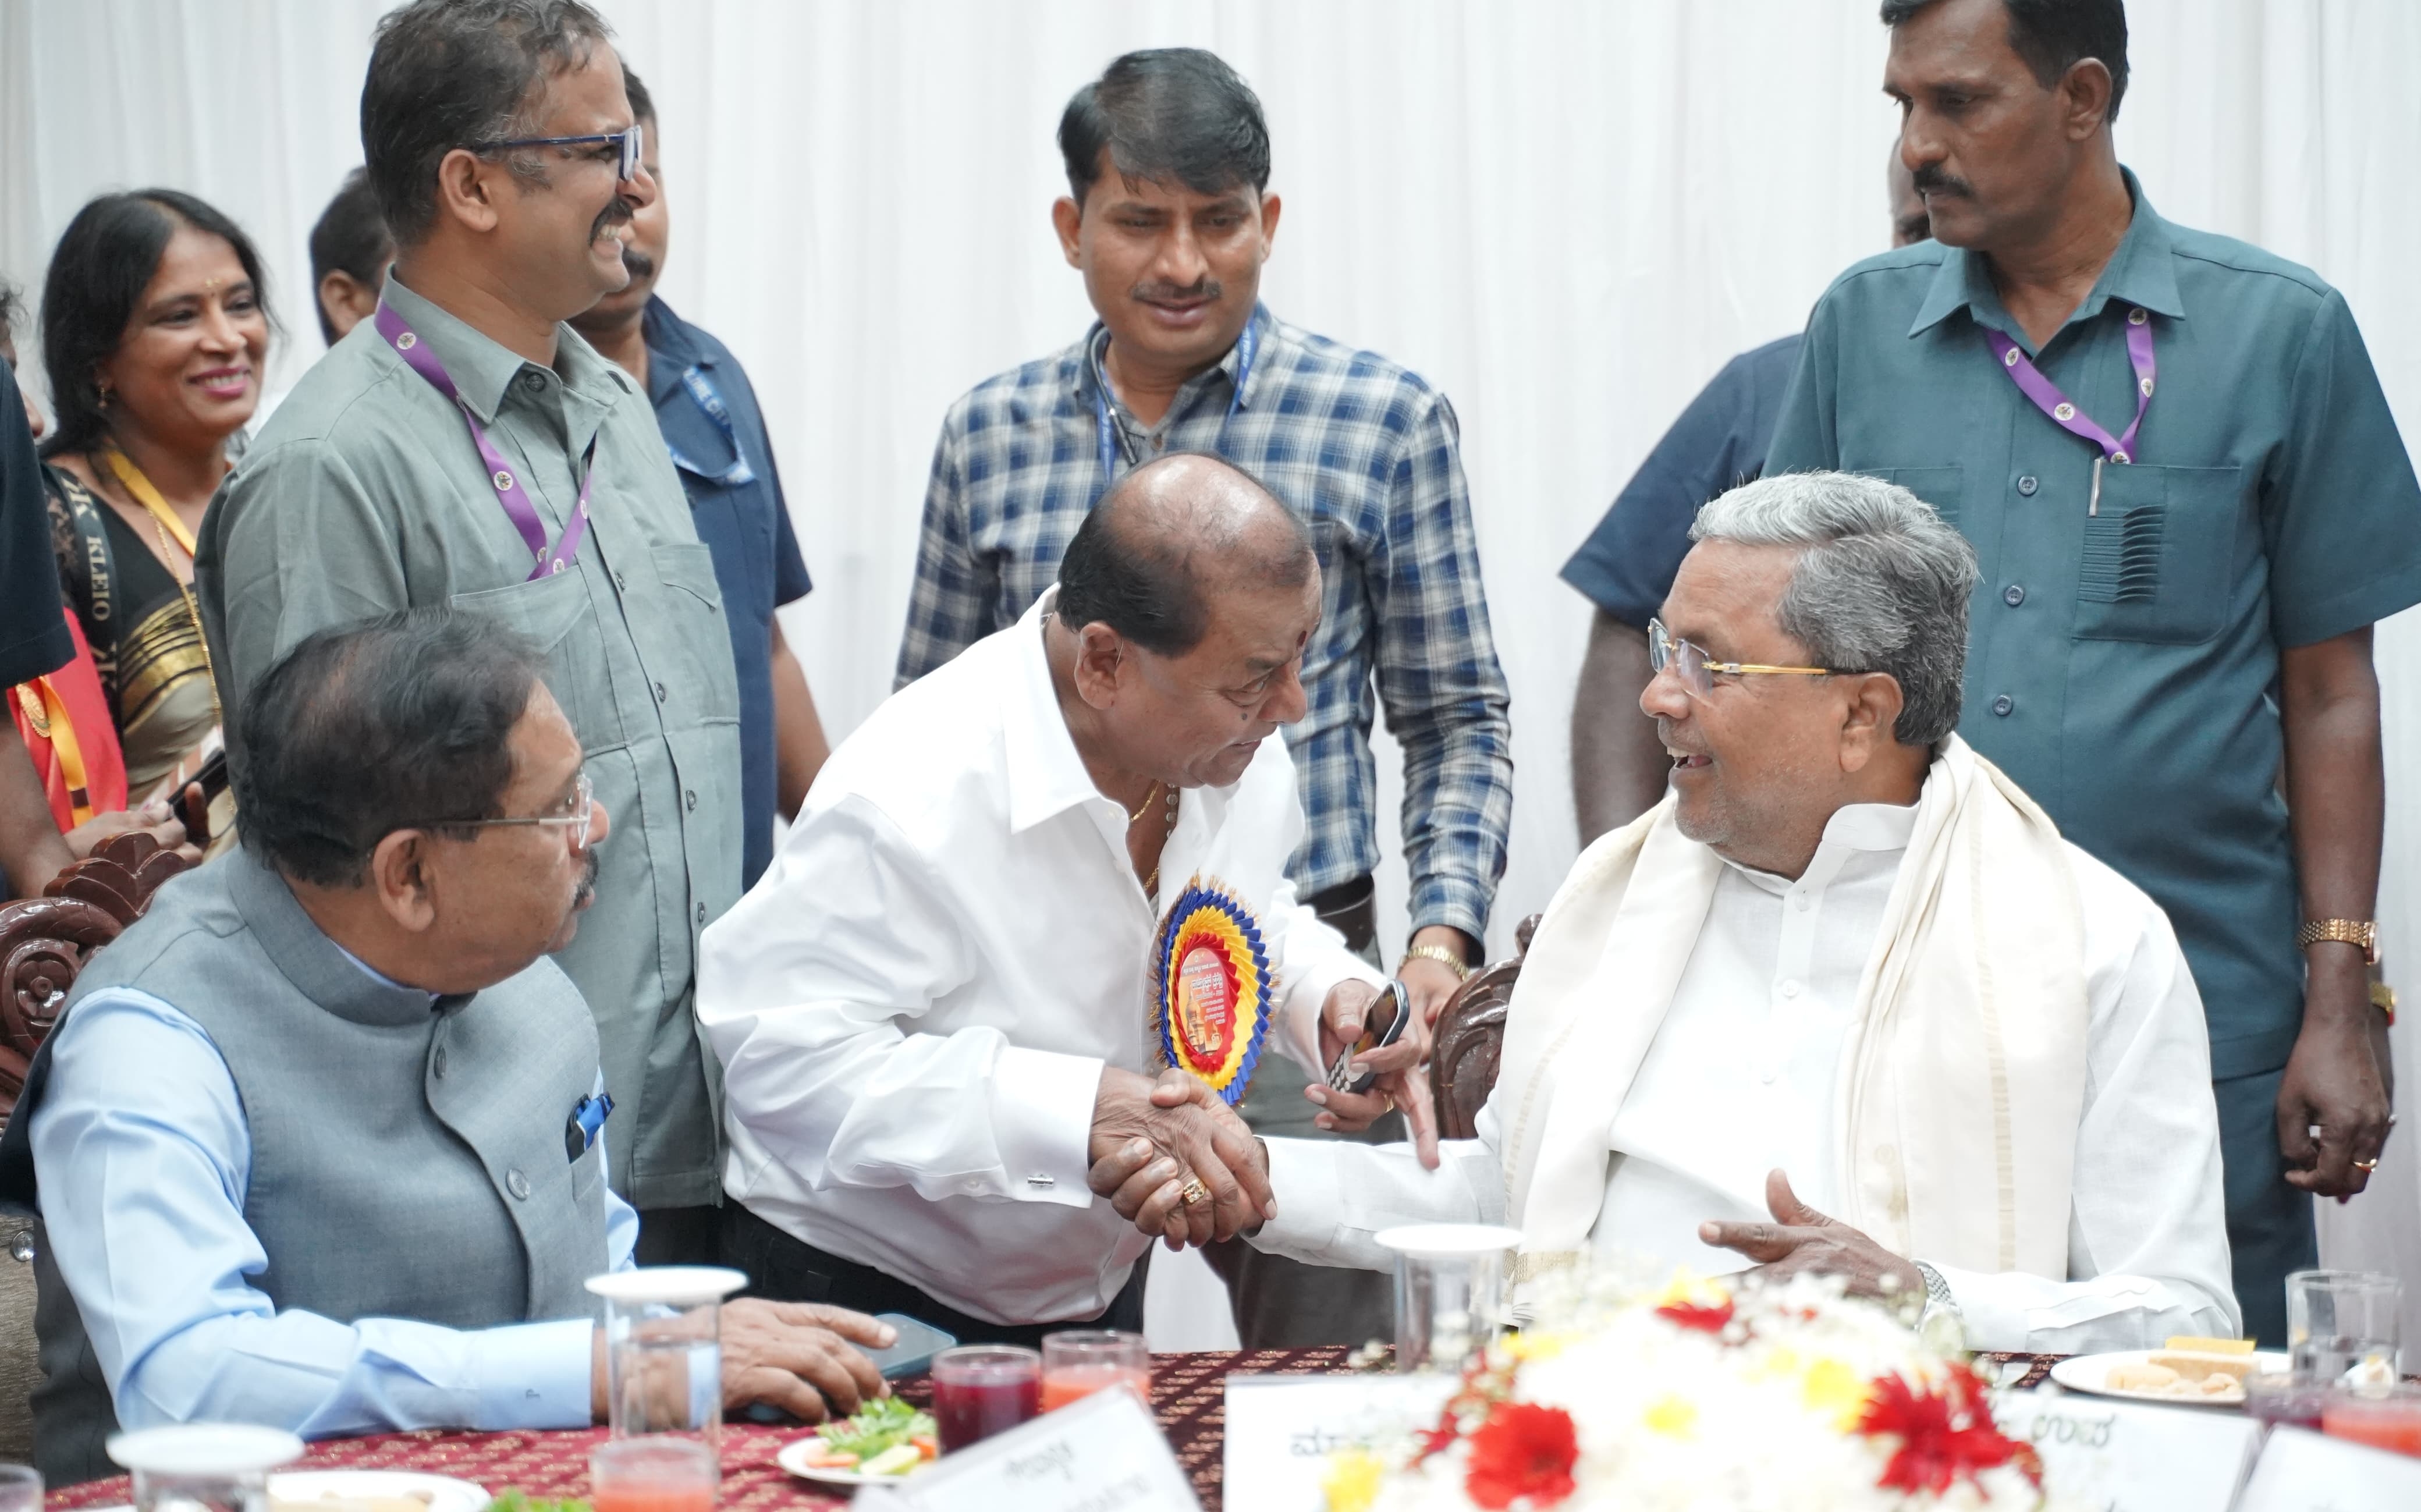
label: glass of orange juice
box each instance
[2323,1384,2421,1460]
[1039,1330,1151,1411]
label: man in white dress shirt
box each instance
[1094,470,2238,1354]
[700,453,1425,1342]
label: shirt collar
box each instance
[1908,167,2185,346]
[227,848,456,1026]
[1002,587,1119,833]
[380,272,634,424]
[641,294,716,406]
[1722,798,1920,896]
[1071,301,1273,416]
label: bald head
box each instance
[1056,451,1314,655]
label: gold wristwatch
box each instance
[1403,942,1472,982]
[2297,918,2379,966]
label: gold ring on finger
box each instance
[1178,1176,1211,1208]
[2353,1157,2381,1172]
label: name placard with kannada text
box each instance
[1222,1374,1461,1512]
[850,1385,1198,1511]
[1989,1389,2260,1512]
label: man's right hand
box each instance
[1090,1066,1273,1248]
[592,1300,896,1426]
[65,796,202,868]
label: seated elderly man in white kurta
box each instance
[1092,470,2239,1354]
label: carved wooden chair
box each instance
[1428,913,1538,1140]
[0,832,190,1127]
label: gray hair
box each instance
[1689,471,1978,746]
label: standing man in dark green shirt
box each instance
[198,0,743,1262]
[1767,0,2416,1345]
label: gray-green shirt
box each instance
[1767,171,2421,1080]
[196,274,743,1209]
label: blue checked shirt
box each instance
[895,305,1513,942]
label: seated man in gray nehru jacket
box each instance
[0,609,892,1485]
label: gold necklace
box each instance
[1127,780,1162,824]
[1140,783,1179,899]
[98,445,223,726]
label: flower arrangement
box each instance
[1326,1272,2052,1512]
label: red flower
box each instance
[1655,1297,1735,1335]
[1854,1368,2042,1495]
[1463,1401,1579,1509]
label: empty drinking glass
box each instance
[2286,1269,2401,1385]
[0,1465,37,1512]
[1375,1223,1524,1373]
[106,1424,303,1512]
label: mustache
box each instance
[1912,163,1973,200]
[590,197,635,242]
[1130,277,1221,304]
[619,245,656,281]
[570,846,601,911]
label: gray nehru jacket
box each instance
[9,850,609,1483]
[196,274,743,1209]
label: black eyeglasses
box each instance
[477,123,644,182]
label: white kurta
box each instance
[698,592,1376,1325]
[1251,801,2239,1354]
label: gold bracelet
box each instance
[1403,942,1472,982]
[2296,918,2379,966]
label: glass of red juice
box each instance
[930,1345,1043,1452]
[591,1438,717,1512]
[2323,1384,2421,1459]
[1040,1329,1151,1412]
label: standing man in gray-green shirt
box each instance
[1767,0,2417,1344]
[197,0,742,1262]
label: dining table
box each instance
[44,1350,2064,1512]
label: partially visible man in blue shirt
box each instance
[1766,0,2418,1344]
[1564,155,1929,841]
[0,609,889,1485]
[570,65,829,889]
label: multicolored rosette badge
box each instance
[1151,876,1272,1106]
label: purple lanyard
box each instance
[373,300,592,579]
[1985,306,2157,514]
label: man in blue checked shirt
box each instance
[570,65,831,893]
[894,48,1514,1348]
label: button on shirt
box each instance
[30,984,638,1437]
[1250,801,2237,1355]
[702,591,1383,1326]
[641,297,814,889]
[892,306,1514,940]
[1766,171,2421,1077]
[1560,333,1801,629]
[197,275,745,1209]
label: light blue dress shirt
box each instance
[29,975,640,1439]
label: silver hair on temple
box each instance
[1688,470,1980,746]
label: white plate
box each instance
[2049,1348,2288,1407]
[775,1433,931,1488]
[266,1469,492,1512]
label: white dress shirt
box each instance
[31,982,638,1438]
[700,591,1379,1325]
[1251,801,2239,1354]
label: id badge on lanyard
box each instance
[374,298,592,580]
[1092,319,1257,496]
[666,365,757,487]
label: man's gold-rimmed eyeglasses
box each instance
[436,771,596,853]
[1647,618,1845,701]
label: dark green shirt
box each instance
[196,275,744,1209]
[1767,171,2421,1079]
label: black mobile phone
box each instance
[1327,979,1411,1096]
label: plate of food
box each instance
[775,1397,940,1486]
[265,1470,494,1512]
[2049,1347,2288,1406]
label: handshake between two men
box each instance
[1087,979,1442,1248]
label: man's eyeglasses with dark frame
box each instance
[477,123,644,182]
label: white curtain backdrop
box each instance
[5,1,2418,1344]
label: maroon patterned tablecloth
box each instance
[44,1349,2060,1512]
